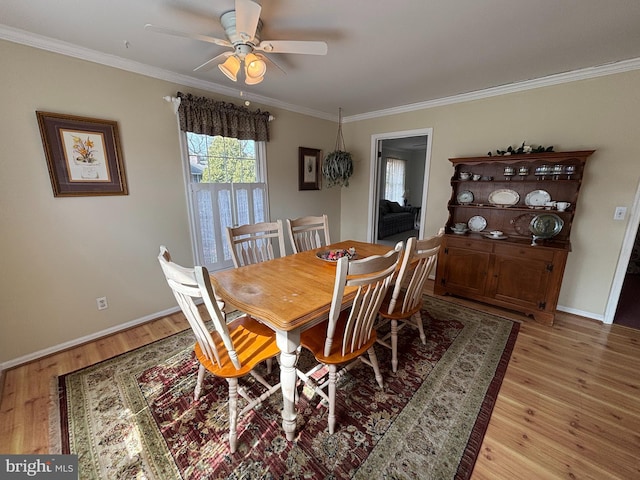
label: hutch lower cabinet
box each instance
[434,150,594,326]
[435,235,567,325]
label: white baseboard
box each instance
[0,301,603,373]
[556,304,604,322]
[0,306,181,373]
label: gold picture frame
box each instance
[36,111,128,197]
[298,147,321,190]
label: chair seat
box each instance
[300,312,378,365]
[195,315,279,378]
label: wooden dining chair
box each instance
[157,246,281,454]
[226,220,287,267]
[286,214,331,253]
[376,228,444,372]
[297,241,403,434]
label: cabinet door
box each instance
[439,246,491,297]
[488,252,552,311]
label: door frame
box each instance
[604,177,640,324]
[367,128,433,243]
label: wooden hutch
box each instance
[434,150,594,325]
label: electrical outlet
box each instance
[614,206,627,221]
[96,296,108,310]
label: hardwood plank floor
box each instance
[1,284,639,479]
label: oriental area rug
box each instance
[51,296,519,479]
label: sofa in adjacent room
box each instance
[378,199,416,239]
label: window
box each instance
[384,157,406,204]
[185,133,269,271]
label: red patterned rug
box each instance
[53,296,518,479]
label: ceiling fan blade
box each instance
[144,24,231,48]
[194,52,232,72]
[256,40,328,55]
[234,0,262,42]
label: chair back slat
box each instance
[286,214,331,253]
[389,229,445,315]
[158,246,241,370]
[226,220,286,267]
[324,242,403,357]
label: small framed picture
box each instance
[298,147,321,190]
[36,111,128,197]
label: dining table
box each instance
[209,239,396,441]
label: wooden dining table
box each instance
[209,239,396,441]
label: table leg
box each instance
[276,329,300,441]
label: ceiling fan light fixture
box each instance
[219,55,241,81]
[244,73,264,85]
[244,53,267,79]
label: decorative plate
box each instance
[529,214,564,238]
[511,213,537,236]
[525,189,551,208]
[457,190,474,204]
[468,215,487,232]
[316,248,356,262]
[488,189,520,207]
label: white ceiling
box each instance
[2,0,640,121]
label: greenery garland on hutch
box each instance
[434,149,594,326]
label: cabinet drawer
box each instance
[446,235,493,252]
[494,243,555,262]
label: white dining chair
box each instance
[286,214,331,253]
[297,241,403,434]
[226,220,287,267]
[376,228,444,372]
[158,246,281,453]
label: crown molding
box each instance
[344,57,640,122]
[0,25,337,122]
[2,24,638,124]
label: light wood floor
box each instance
[1,283,639,479]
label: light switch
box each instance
[614,206,627,221]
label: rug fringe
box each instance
[48,376,63,454]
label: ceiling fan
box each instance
[145,0,328,85]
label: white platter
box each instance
[525,189,551,207]
[488,189,520,207]
[468,215,487,232]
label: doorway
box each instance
[611,221,640,329]
[605,177,640,326]
[368,129,433,245]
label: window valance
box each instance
[176,92,271,141]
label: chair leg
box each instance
[413,311,426,344]
[367,347,384,389]
[227,378,239,453]
[328,365,337,434]
[194,363,206,401]
[266,357,273,374]
[391,319,399,373]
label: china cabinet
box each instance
[434,150,594,325]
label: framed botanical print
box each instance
[36,111,128,197]
[298,147,321,190]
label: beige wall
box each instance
[340,71,640,319]
[3,37,639,366]
[0,40,338,365]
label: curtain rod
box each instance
[162,96,275,121]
